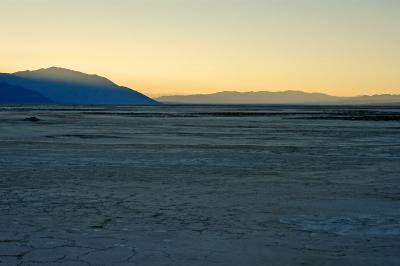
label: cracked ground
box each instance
[1,105,400,265]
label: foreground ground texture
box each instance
[0,105,399,266]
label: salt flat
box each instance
[0,105,399,266]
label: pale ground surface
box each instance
[0,105,399,266]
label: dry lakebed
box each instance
[0,105,399,266]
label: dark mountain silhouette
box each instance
[157,91,400,105]
[0,67,159,105]
[0,82,53,104]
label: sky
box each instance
[0,0,399,97]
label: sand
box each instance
[0,105,399,265]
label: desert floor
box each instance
[0,105,399,265]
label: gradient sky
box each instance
[1,0,399,97]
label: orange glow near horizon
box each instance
[0,0,399,97]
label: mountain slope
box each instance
[157,91,400,105]
[0,67,159,105]
[0,82,53,104]
[13,67,117,87]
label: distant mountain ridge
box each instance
[0,67,159,105]
[13,67,117,87]
[157,91,400,105]
[2,68,398,105]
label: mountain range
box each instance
[0,67,158,105]
[1,68,399,105]
[157,91,400,105]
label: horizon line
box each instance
[2,66,398,99]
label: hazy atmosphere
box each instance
[1,0,399,97]
[1,1,400,266]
